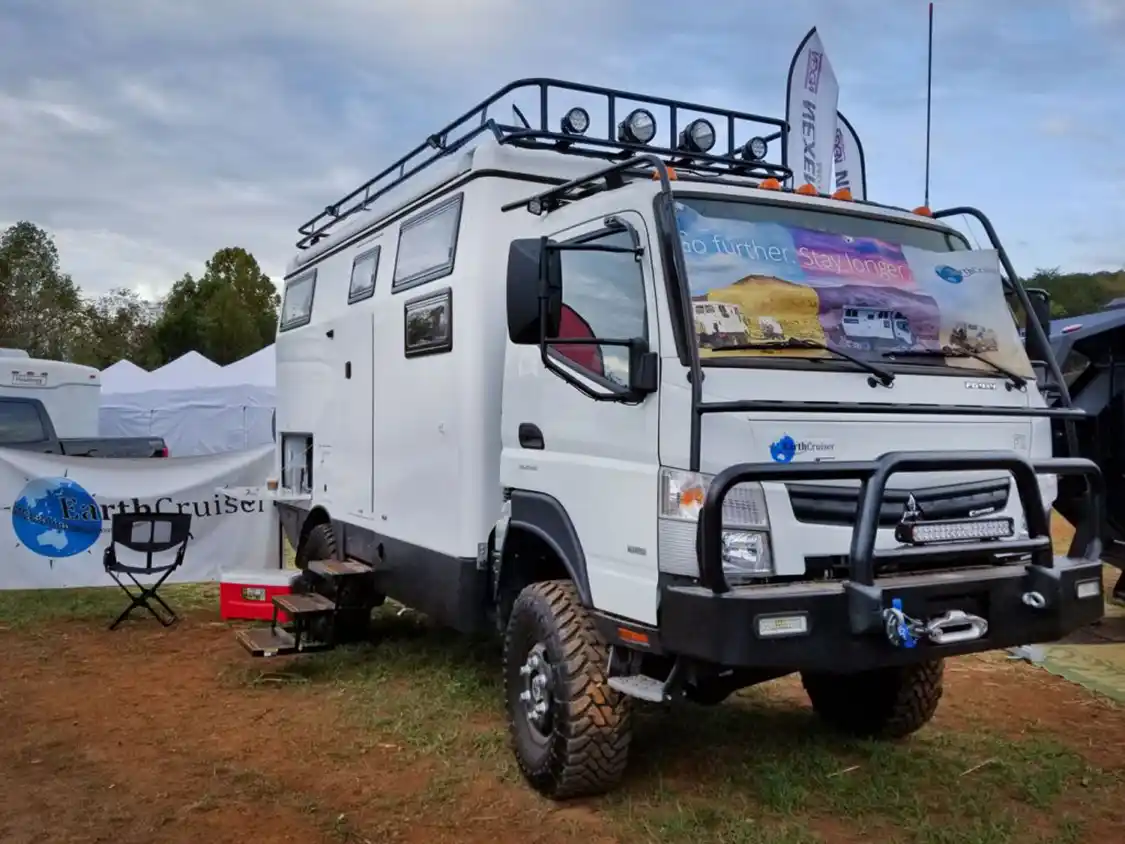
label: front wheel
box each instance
[503,580,632,799]
[801,660,944,740]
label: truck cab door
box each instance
[501,210,662,625]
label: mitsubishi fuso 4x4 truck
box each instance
[235,79,1106,799]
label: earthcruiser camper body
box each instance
[238,79,1107,799]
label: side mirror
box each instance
[627,338,659,395]
[1026,287,1052,335]
[506,237,561,345]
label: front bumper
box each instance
[660,559,1106,672]
[662,450,1106,672]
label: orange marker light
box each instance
[831,187,853,201]
[679,484,704,510]
[912,205,933,217]
[795,182,818,196]
[617,627,650,646]
[758,178,782,190]
[655,167,678,180]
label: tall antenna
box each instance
[924,1,934,207]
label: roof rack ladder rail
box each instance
[499,153,673,214]
[297,78,794,247]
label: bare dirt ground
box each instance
[0,599,1123,844]
[0,513,1120,844]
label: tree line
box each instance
[0,221,280,369]
[1027,267,1125,319]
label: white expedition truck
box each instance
[238,79,1106,799]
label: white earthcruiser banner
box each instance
[1,445,276,590]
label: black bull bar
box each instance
[696,451,1104,635]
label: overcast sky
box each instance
[0,0,1121,300]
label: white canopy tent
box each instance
[99,348,276,457]
[100,359,151,394]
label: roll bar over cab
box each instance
[257,80,1104,802]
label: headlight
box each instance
[657,468,773,583]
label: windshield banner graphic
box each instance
[675,203,1032,377]
[785,27,839,193]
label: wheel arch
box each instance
[494,490,592,626]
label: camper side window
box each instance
[393,193,464,292]
[549,229,647,387]
[348,245,380,304]
[280,270,316,331]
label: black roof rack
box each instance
[296,78,792,249]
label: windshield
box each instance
[673,196,1035,379]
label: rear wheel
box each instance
[801,660,944,739]
[503,580,632,799]
[294,522,371,644]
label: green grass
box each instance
[0,582,219,628]
[231,608,1122,844]
[4,587,1121,844]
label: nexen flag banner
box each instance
[0,445,276,589]
[834,111,867,201]
[785,27,839,194]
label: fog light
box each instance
[1076,579,1102,600]
[741,136,769,161]
[678,118,716,153]
[896,517,1015,545]
[618,108,657,145]
[756,613,809,638]
[560,106,589,136]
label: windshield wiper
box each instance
[713,338,895,387]
[882,346,1026,389]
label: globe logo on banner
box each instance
[769,435,797,463]
[11,477,102,558]
[935,265,964,284]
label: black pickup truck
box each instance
[0,396,167,458]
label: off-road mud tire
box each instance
[800,659,944,740]
[503,580,632,799]
[294,522,370,644]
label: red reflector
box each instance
[159,446,169,457]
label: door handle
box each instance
[518,423,544,450]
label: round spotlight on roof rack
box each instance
[560,106,590,136]
[741,136,769,161]
[678,118,716,154]
[617,108,657,145]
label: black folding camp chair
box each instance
[103,512,193,631]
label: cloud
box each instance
[0,0,1120,301]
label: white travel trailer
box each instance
[240,79,1103,801]
[0,354,101,438]
[693,300,750,347]
[841,307,914,347]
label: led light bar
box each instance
[895,516,1015,545]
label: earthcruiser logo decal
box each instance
[5,475,265,565]
[769,435,836,463]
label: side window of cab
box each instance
[549,229,647,387]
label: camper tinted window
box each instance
[0,400,46,443]
[393,193,463,291]
[348,245,380,303]
[280,270,316,331]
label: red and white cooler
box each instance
[220,568,299,622]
